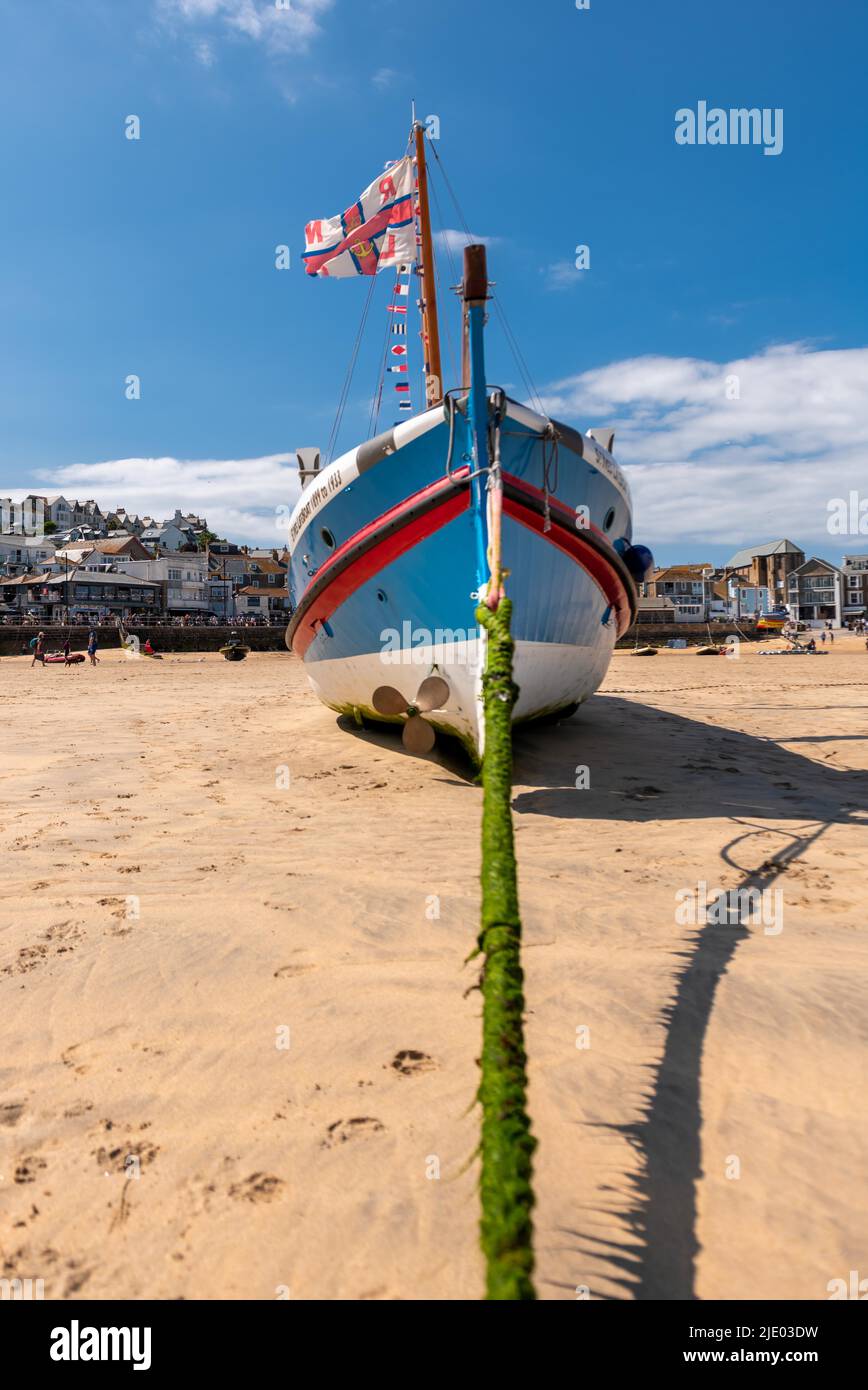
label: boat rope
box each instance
[474,591,537,1300]
[428,141,548,420]
[369,279,399,438]
[324,271,378,466]
[490,293,547,420]
[540,427,560,534]
[473,382,537,1300]
[424,162,461,384]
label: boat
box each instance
[285,120,653,762]
[220,633,251,662]
[45,652,85,665]
[756,608,789,632]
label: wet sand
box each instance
[1,637,866,1300]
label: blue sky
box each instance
[1,0,866,563]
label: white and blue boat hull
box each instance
[286,396,645,761]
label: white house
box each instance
[842,554,868,621]
[113,552,211,615]
[0,533,57,576]
[786,558,843,626]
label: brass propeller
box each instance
[371,675,450,753]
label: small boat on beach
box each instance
[220,634,251,662]
[285,120,653,761]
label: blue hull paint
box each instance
[287,401,635,754]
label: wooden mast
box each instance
[413,120,443,408]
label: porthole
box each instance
[320,527,336,549]
[603,507,616,532]
[376,589,387,602]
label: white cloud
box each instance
[434,229,500,254]
[539,343,868,550]
[372,67,398,91]
[541,261,585,292]
[40,453,301,546]
[156,0,334,57]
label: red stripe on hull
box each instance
[501,476,634,636]
[292,478,470,658]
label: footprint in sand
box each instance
[273,962,314,978]
[228,1173,285,1203]
[390,1050,437,1077]
[0,1101,26,1127]
[94,1139,159,1172]
[14,1155,47,1184]
[323,1117,385,1148]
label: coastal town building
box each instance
[0,567,160,622]
[842,554,868,621]
[112,552,211,616]
[725,540,805,609]
[645,564,714,621]
[0,533,57,577]
[139,521,197,552]
[786,557,843,626]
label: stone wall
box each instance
[0,625,290,657]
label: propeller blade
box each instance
[372,685,408,716]
[414,675,449,713]
[402,713,436,754]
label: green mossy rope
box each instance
[475,598,537,1300]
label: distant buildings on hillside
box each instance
[0,498,291,624]
[640,539,867,628]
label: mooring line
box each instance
[475,597,537,1300]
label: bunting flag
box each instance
[303,156,416,278]
[389,261,415,423]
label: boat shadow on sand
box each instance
[511,694,868,1301]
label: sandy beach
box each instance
[2,637,867,1301]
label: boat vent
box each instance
[297,447,321,489]
[587,428,616,454]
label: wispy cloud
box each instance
[372,67,398,90]
[156,0,334,57]
[541,343,868,548]
[541,260,585,292]
[434,229,500,254]
[40,453,301,546]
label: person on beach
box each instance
[87,629,99,665]
[820,630,826,644]
[31,631,46,667]
[63,635,72,667]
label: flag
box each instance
[387,305,407,314]
[390,344,407,356]
[303,156,416,278]
[395,382,410,393]
[387,364,407,373]
[391,322,406,335]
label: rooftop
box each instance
[726,539,804,568]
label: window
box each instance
[168,568,181,581]
[247,596,261,607]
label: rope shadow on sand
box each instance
[511,696,866,1300]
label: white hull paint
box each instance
[303,634,614,759]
